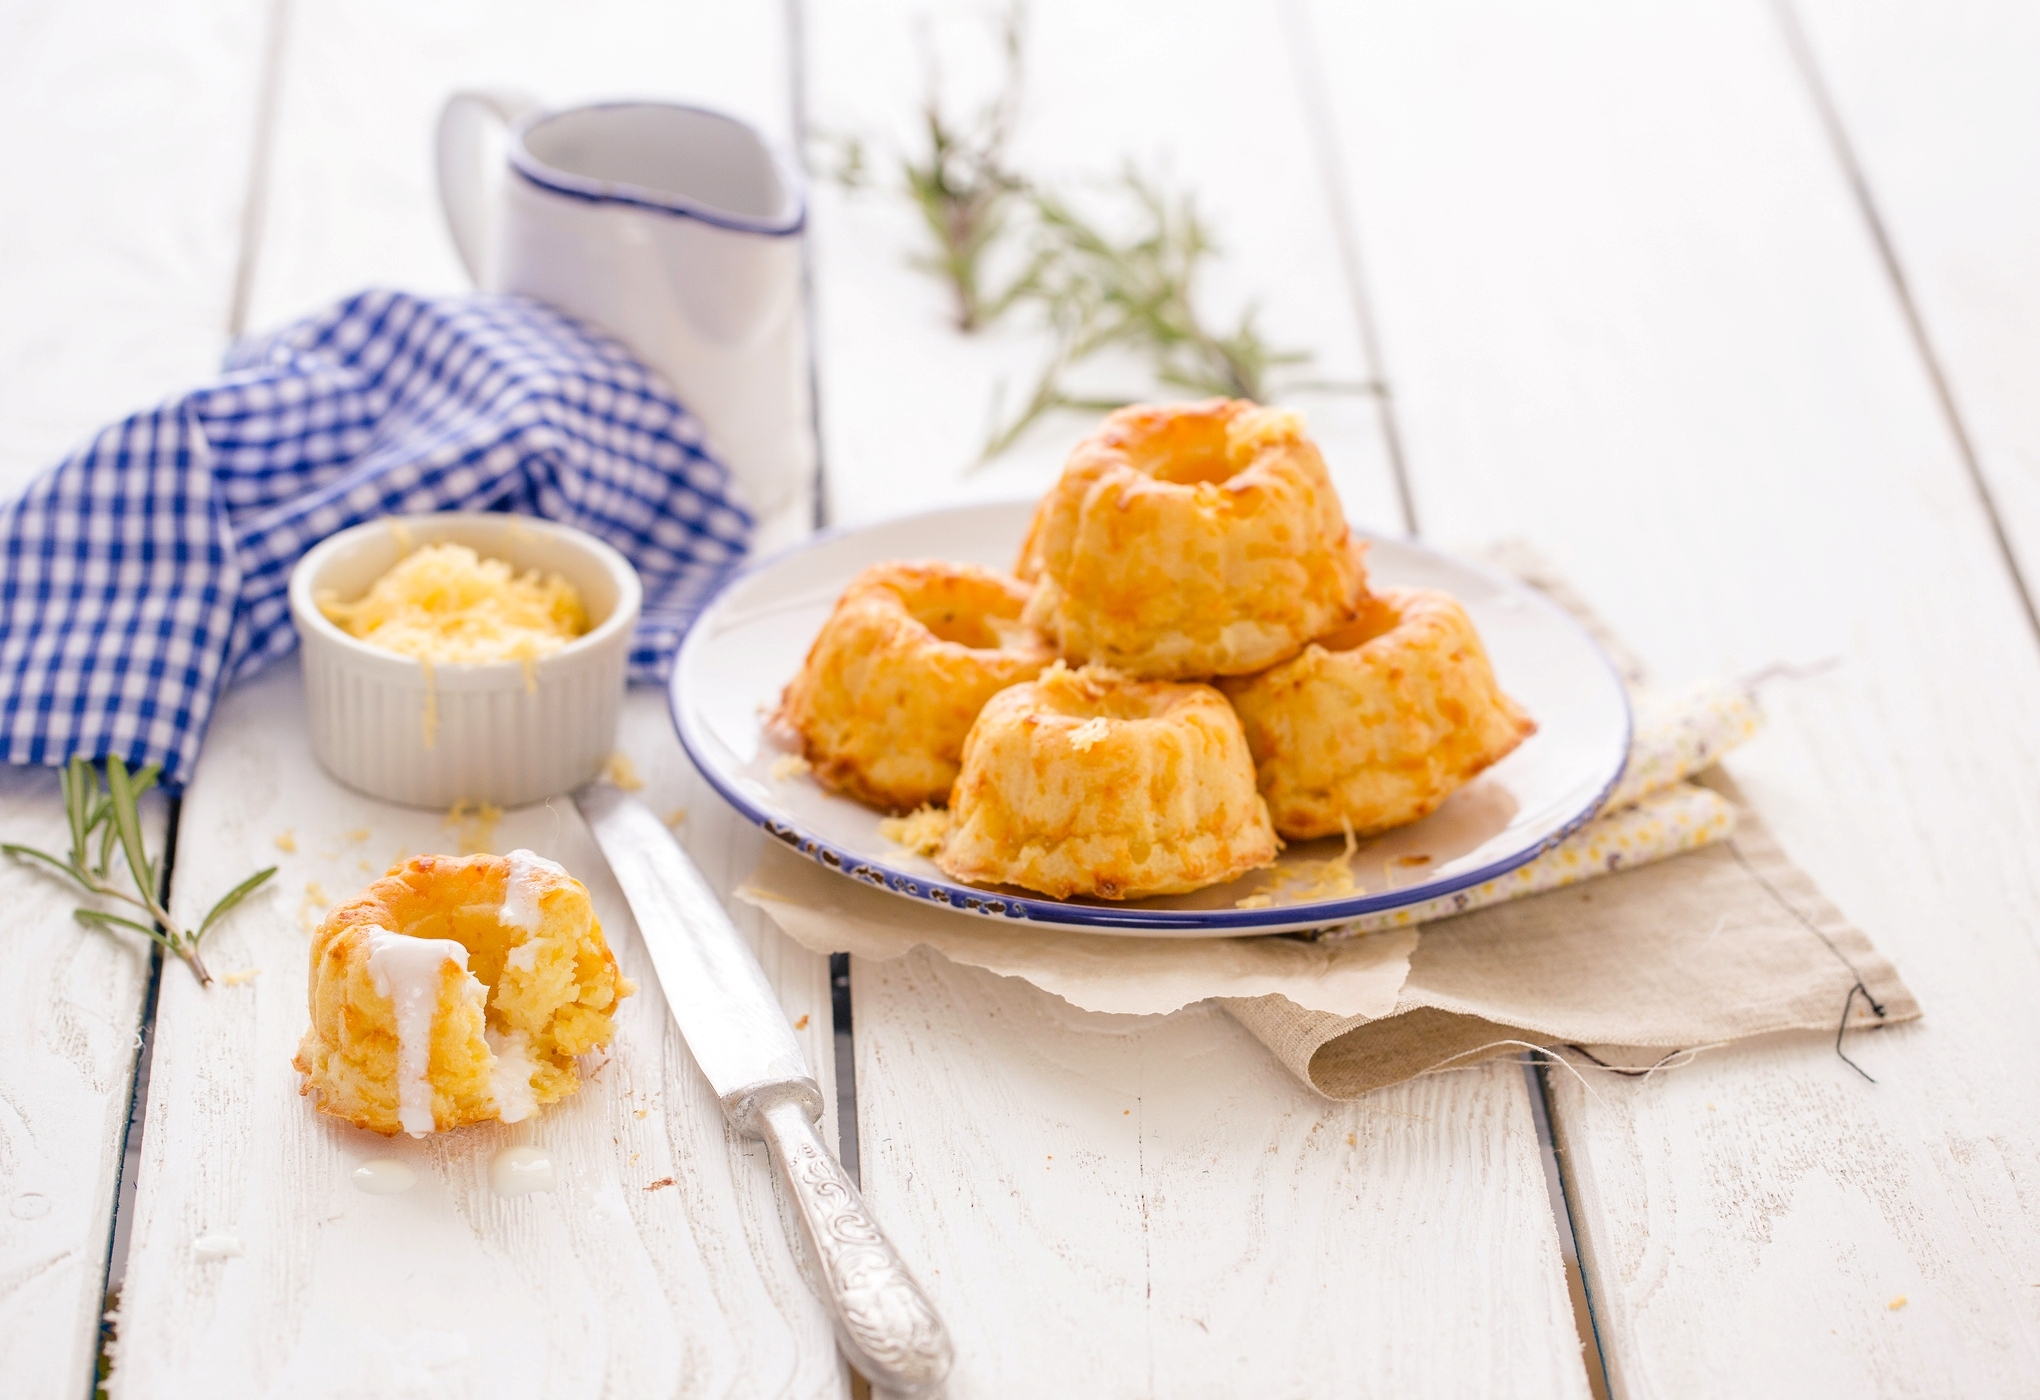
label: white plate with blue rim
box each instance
[670,500,1630,937]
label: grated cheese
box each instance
[878,805,951,857]
[604,751,646,791]
[446,798,504,855]
[319,542,589,667]
[1235,818,1360,908]
[1068,717,1112,752]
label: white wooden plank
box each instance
[0,0,268,493]
[243,0,795,333]
[806,0,1406,533]
[1787,0,2040,618]
[0,771,167,1400]
[1294,0,2040,1392]
[108,671,846,1398]
[856,950,1591,1398]
[811,2,1590,1393]
[0,5,269,1397]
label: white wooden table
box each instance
[5,1,2039,1396]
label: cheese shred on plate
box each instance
[320,543,590,667]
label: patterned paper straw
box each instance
[1603,680,1763,811]
[1334,784,1737,935]
[1323,680,1762,937]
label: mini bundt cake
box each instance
[295,850,634,1137]
[1016,400,1368,679]
[777,560,1056,812]
[1219,587,1536,840]
[938,662,1280,899]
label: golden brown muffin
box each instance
[938,662,1279,900]
[777,560,1056,812]
[1016,400,1368,678]
[1219,587,1536,840]
[294,851,634,1137]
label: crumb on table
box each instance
[604,751,646,791]
[445,798,504,855]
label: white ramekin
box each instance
[289,513,643,809]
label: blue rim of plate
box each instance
[669,508,1632,933]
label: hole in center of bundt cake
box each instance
[376,853,622,1066]
[1146,450,1239,487]
[919,609,1008,649]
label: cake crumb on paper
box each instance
[769,753,812,781]
[1889,1295,1908,1311]
[664,808,687,830]
[274,830,297,853]
[219,967,263,986]
[643,1177,676,1192]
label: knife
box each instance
[576,784,953,1398]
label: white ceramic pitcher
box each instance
[436,93,812,526]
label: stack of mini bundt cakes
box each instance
[776,398,1534,901]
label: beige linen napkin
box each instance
[1223,770,1919,1098]
[1221,543,1919,1096]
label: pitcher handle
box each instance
[434,89,541,285]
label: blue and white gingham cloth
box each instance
[0,290,752,784]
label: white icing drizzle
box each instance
[489,1145,556,1197]
[486,1027,540,1124]
[351,1159,417,1196]
[365,927,470,1137]
[498,849,566,932]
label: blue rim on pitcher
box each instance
[509,100,806,237]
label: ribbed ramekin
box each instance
[289,513,642,809]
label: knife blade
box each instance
[575,784,953,1399]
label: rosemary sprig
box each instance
[4,754,275,986]
[836,3,1323,461]
[978,171,1313,459]
[896,2,1034,332]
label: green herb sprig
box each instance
[838,2,1341,463]
[980,171,1312,459]
[894,2,1033,333]
[4,755,275,986]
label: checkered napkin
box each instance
[0,290,752,784]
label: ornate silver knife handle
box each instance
[745,1089,953,1398]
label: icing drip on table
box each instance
[486,1027,540,1123]
[351,1159,417,1196]
[366,927,471,1137]
[490,1145,556,1197]
[499,849,567,932]
[192,1234,244,1259]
